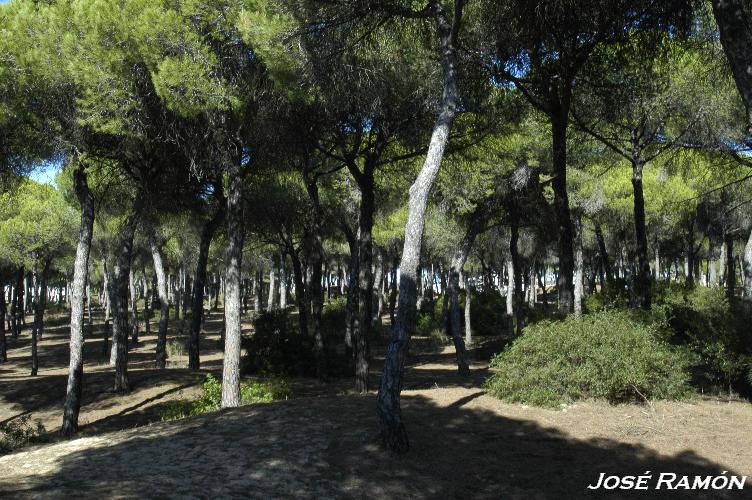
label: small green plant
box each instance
[166,337,186,366]
[161,374,292,421]
[486,310,693,407]
[0,416,46,455]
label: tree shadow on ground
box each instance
[0,394,744,499]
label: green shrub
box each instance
[584,279,630,312]
[655,285,752,391]
[486,310,693,407]
[242,309,353,378]
[0,416,45,455]
[161,374,291,421]
[321,296,347,338]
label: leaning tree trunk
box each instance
[712,0,752,134]
[377,0,464,453]
[148,229,169,369]
[221,157,244,409]
[62,165,95,437]
[112,197,142,393]
[30,258,50,376]
[743,227,752,298]
[188,196,225,370]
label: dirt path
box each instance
[1,309,751,498]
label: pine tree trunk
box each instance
[551,113,575,314]
[148,227,169,369]
[62,166,95,437]
[129,269,139,344]
[279,255,287,309]
[631,157,652,309]
[112,197,142,393]
[510,204,524,335]
[354,171,375,393]
[743,227,752,297]
[0,284,5,363]
[221,157,244,409]
[725,233,735,303]
[574,212,584,317]
[464,277,472,347]
[188,195,225,370]
[712,0,752,134]
[30,258,50,376]
[289,250,309,337]
[267,256,277,312]
[377,0,464,453]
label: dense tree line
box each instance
[0,0,751,452]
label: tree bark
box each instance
[743,227,752,297]
[725,233,735,302]
[288,249,309,337]
[631,157,652,309]
[594,222,613,286]
[129,269,139,344]
[551,113,575,314]
[147,226,169,369]
[0,283,5,363]
[112,197,142,393]
[712,0,752,134]
[61,165,95,437]
[354,169,375,393]
[188,192,225,370]
[30,258,50,376]
[574,212,585,317]
[509,203,524,335]
[377,0,464,453]
[266,255,277,312]
[221,156,244,409]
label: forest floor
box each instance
[1,306,751,498]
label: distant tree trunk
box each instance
[709,236,719,287]
[221,155,244,409]
[0,284,5,363]
[720,240,727,287]
[148,228,169,369]
[372,250,384,329]
[505,259,514,318]
[685,221,695,286]
[62,165,95,437]
[464,278,472,346]
[528,265,536,308]
[12,268,23,338]
[30,258,50,376]
[188,193,225,370]
[574,212,584,317]
[142,268,150,336]
[254,266,263,312]
[304,177,328,379]
[743,227,752,297]
[129,269,139,344]
[343,226,358,349]
[594,222,613,286]
[288,249,309,338]
[725,233,735,303]
[388,257,398,325]
[712,0,752,134]
[509,203,524,335]
[279,255,287,309]
[377,0,464,453]
[266,257,277,312]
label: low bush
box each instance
[161,374,291,421]
[242,308,353,378]
[0,416,46,455]
[655,285,752,392]
[486,310,693,407]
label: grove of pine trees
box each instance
[1,0,752,458]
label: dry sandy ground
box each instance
[1,308,751,498]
